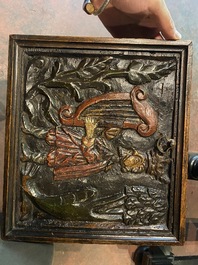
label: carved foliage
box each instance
[123,186,168,225]
[20,54,176,225]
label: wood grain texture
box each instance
[2,35,192,245]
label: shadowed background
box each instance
[0,0,198,264]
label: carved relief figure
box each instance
[20,55,176,226]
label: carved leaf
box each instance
[34,57,176,104]
[76,57,113,78]
[127,60,176,85]
[41,57,113,101]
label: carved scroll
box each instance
[59,86,158,137]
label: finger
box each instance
[150,0,181,40]
[105,23,159,38]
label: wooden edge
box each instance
[2,36,14,239]
[179,41,193,244]
[9,34,192,47]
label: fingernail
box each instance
[175,30,182,40]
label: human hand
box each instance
[91,0,181,40]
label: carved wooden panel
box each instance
[3,35,192,244]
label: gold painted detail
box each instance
[119,148,146,173]
[82,117,98,148]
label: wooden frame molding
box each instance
[2,35,192,244]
